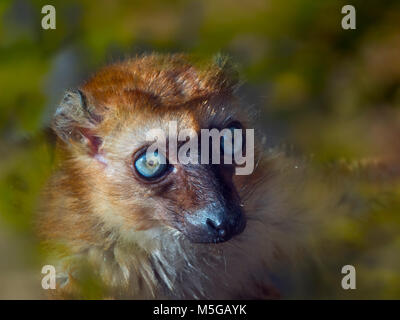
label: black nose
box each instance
[183,204,246,243]
[206,218,228,238]
[202,208,246,243]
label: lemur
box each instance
[37,54,307,299]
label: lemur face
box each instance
[53,55,248,243]
[104,108,247,243]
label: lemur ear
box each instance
[52,89,103,154]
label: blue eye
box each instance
[134,151,168,179]
[221,125,243,155]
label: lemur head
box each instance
[53,54,251,244]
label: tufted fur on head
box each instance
[37,54,309,299]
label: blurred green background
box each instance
[1,0,400,299]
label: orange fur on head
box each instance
[37,54,307,299]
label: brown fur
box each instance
[36,54,307,299]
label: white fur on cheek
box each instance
[94,153,108,166]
